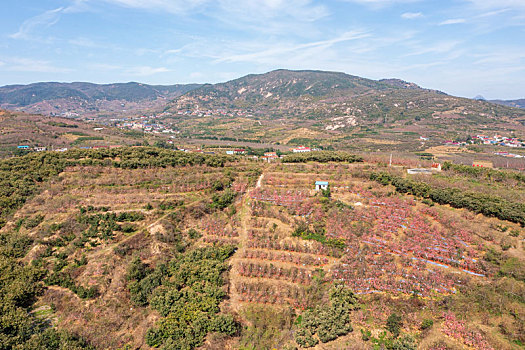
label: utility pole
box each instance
[389,153,393,167]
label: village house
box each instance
[261,152,278,162]
[292,146,311,153]
[315,181,329,191]
[431,163,442,171]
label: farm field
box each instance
[0,148,523,349]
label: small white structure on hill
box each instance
[407,168,433,175]
[293,146,311,153]
[315,181,329,191]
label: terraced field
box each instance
[1,149,523,349]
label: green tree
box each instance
[386,313,403,338]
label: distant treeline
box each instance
[370,171,525,226]
[442,161,525,184]
[46,121,79,128]
[282,151,363,163]
[181,135,263,143]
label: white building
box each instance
[292,146,311,153]
[315,181,329,191]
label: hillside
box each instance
[0,149,523,349]
[0,82,201,117]
[0,109,149,157]
[163,69,525,151]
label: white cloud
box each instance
[189,72,205,79]
[465,0,525,10]
[86,63,171,76]
[340,0,420,7]
[401,12,423,19]
[1,58,72,73]
[68,37,99,47]
[10,7,64,40]
[214,30,370,64]
[342,0,416,3]
[87,63,123,71]
[439,18,466,25]
[404,40,463,56]
[218,0,328,22]
[127,66,171,76]
[99,0,207,14]
[10,1,89,41]
[98,0,329,37]
[473,50,525,65]
[476,9,509,18]
[98,0,328,21]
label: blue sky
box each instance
[0,0,524,99]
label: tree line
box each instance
[370,171,525,226]
[282,151,363,164]
[442,161,525,184]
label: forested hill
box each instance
[168,69,525,126]
[0,81,201,116]
[164,69,525,149]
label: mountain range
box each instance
[0,81,200,117]
[0,70,523,119]
[161,70,525,151]
[1,70,524,152]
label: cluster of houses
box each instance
[225,149,246,155]
[292,146,311,153]
[113,115,177,134]
[261,152,279,162]
[16,145,123,153]
[291,146,323,153]
[18,145,66,152]
[17,145,47,152]
[473,135,524,148]
[174,109,252,118]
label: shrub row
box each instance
[370,171,525,226]
[442,161,525,184]
[282,151,363,164]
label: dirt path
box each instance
[256,173,264,188]
[227,192,252,312]
[226,172,267,311]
